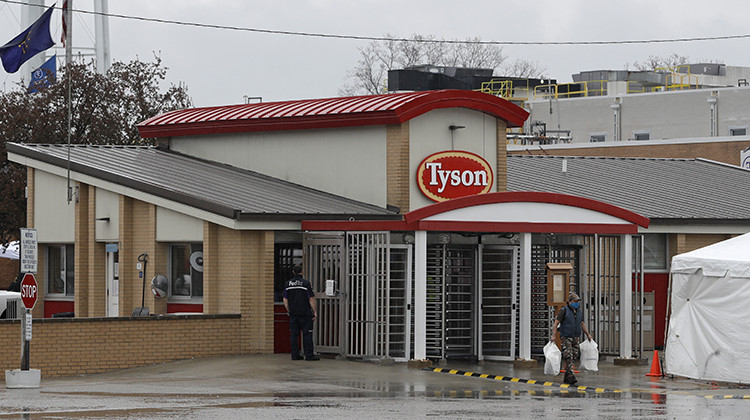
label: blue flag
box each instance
[0,5,55,74]
[28,55,56,94]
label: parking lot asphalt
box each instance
[1,353,748,418]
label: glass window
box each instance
[633,131,651,141]
[643,234,667,271]
[589,133,606,142]
[47,244,74,296]
[169,244,203,298]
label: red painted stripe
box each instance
[415,221,640,234]
[403,191,650,228]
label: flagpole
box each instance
[65,0,72,204]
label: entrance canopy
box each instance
[302,191,650,233]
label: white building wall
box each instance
[34,171,75,242]
[168,126,388,207]
[95,188,119,242]
[527,86,750,143]
[156,207,204,242]
[409,108,498,210]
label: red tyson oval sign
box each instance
[416,151,494,202]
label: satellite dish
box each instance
[151,274,168,298]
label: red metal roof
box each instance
[137,90,529,138]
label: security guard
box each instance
[283,265,319,360]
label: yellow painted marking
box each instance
[511,378,520,382]
[595,388,605,393]
[479,374,489,378]
[577,386,588,391]
[560,384,570,389]
[743,395,750,399]
[527,380,537,384]
[495,390,503,395]
[543,381,554,386]
[723,395,734,399]
[464,372,474,376]
[448,369,458,374]
[449,390,457,397]
[494,376,505,381]
[464,390,473,396]
[704,395,713,399]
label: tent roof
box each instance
[671,232,750,277]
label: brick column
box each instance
[203,222,219,314]
[386,122,410,213]
[75,182,90,317]
[239,230,274,353]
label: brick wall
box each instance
[669,233,735,260]
[0,315,241,378]
[386,122,410,213]
[511,139,750,166]
[0,258,19,290]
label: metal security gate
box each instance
[388,245,413,361]
[444,246,475,358]
[304,233,345,354]
[345,232,390,357]
[478,245,518,361]
[581,234,644,356]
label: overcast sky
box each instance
[3,0,750,107]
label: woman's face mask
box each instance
[570,301,580,309]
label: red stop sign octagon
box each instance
[20,273,38,310]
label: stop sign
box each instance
[20,273,38,310]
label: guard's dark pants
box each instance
[289,315,314,359]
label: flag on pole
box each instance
[27,55,57,94]
[61,0,68,47]
[0,5,55,74]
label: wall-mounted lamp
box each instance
[448,124,466,149]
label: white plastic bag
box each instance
[543,341,561,375]
[579,339,599,371]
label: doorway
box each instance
[105,244,119,317]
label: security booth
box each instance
[7,89,652,375]
[302,191,650,363]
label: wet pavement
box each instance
[1,354,749,418]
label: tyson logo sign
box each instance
[416,151,494,202]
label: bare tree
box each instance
[626,53,691,71]
[340,34,545,95]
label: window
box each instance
[589,133,606,142]
[47,244,74,296]
[642,234,667,271]
[169,244,203,298]
[632,131,651,141]
[729,126,747,136]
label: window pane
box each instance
[171,245,191,296]
[48,246,64,294]
[65,245,75,296]
[643,234,667,270]
[190,244,203,298]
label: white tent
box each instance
[0,241,19,260]
[666,233,750,383]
